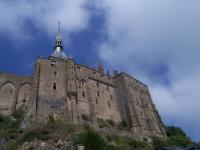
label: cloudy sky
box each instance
[0,0,200,141]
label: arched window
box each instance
[81,79,86,85]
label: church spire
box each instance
[51,22,68,59]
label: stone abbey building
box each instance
[0,27,166,138]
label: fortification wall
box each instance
[115,73,166,137]
[0,73,32,115]
[75,64,121,123]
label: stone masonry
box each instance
[0,29,166,139]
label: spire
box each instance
[51,22,68,59]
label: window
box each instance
[53,82,56,90]
[82,91,85,97]
[81,79,86,85]
[93,71,96,74]
[140,112,143,117]
[77,66,80,71]
[51,61,56,67]
[146,103,149,109]
[97,81,99,87]
[136,98,139,104]
[108,102,111,108]
[96,98,98,104]
[97,91,100,97]
[54,71,57,76]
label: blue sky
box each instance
[0,0,200,141]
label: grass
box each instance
[0,110,196,150]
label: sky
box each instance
[0,0,200,141]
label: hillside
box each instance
[0,108,199,150]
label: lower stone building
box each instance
[0,28,166,138]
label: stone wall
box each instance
[33,58,70,122]
[114,73,166,137]
[0,57,166,138]
[0,73,32,115]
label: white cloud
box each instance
[95,0,200,141]
[0,0,90,39]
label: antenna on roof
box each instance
[58,21,61,35]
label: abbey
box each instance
[0,27,166,138]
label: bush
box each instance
[97,118,109,128]
[0,108,25,140]
[152,126,192,149]
[106,119,115,126]
[81,114,90,122]
[72,127,105,150]
[117,120,128,130]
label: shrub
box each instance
[106,119,115,126]
[97,118,109,128]
[152,126,192,149]
[72,127,105,150]
[117,120,128,130]
[81,114,90,122]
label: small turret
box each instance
[113,70,118,77]
[98,61,104,74]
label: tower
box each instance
[33,23,72,122]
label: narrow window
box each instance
[97,91,100,97]
[53,82,56,90]
[108,102,111,108]
[96,98,98,104]
[54,71,57,76]
[77,66,80,71]
[140,112,143,117]
[136,98,139,104]
[146,103,149,108]
[81,79,86,85]
[51,61,56,67]
[82,91,85,98]
[97,81,99,87]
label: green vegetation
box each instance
[0,107,24,140]
[117,120,128,130]
[152,126,192,150]
[0,111,197,150]
[72,126,105,150]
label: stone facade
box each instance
[0,30,166,138]
[0,56,166,138]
